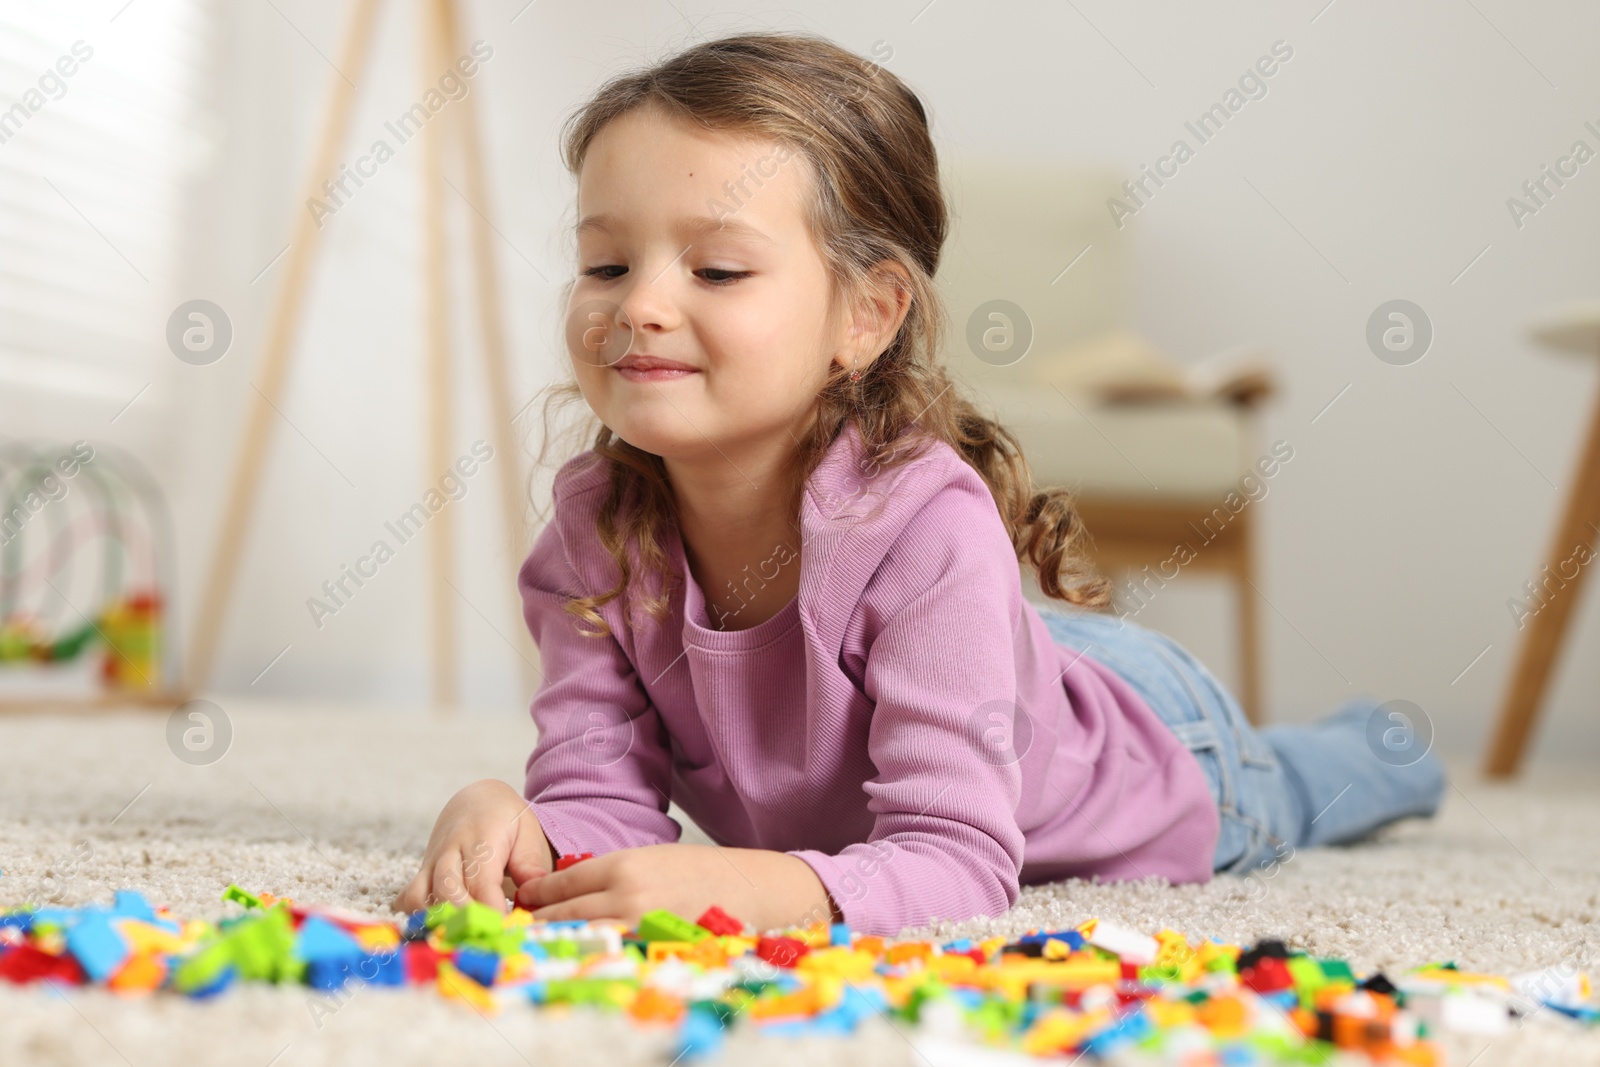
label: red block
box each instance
[404,941,441,984]
[694,906,745,937]
[0,945,87,985]
[1121,960,1140,981]
[555,852,594,872]
[1241,956,1293,994]
[754,936,809,968]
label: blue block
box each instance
[306,958,360,991]
[366,950,404,986]
[829,923,851,947]
[187,963,239,999]
[675,1007,726,1060]
[112,890,157,923]
[941,938,973,953]
[454,947,499,987]
[66,911,130,982]
[1020,930,1085,951]
[326,951,405,989]
[294,915,364,963]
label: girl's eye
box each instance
[696,268,751,286]
[580,265,625,280]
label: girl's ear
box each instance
[837,260,913,373]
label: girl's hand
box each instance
[392,779,554,914]
[513,843,837,934]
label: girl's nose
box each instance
[615,254,687,334]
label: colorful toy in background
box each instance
[2,883,1597,1064]
[0,439,179,701]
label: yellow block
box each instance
[647,941,694,963]
[799,948,878,981]
[120,920,187,955]
[928,954,979,982]
[1145,997,1198,1028]
[353,925,400,951]
[1406,970,1511,991]
[437,961,498,1014]
[984,957,1122,998]
[1021,1007,1110,1056]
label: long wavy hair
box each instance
[529,30,1110,638]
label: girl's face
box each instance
[567,106,849,465]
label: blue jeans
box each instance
[1035,605,1447,875]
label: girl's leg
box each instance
[1258,698,1446,848]
[1034,605,1446,868]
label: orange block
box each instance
[108,954,166,994]
[886,942,933,966]
[1196,994,1248,1037]
[628,987,685,1024]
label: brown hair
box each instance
[529,30,1109,637]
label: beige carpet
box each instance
[2,700,1597,1066]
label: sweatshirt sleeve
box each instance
[518,506,681,858]
[786,475,1028,936]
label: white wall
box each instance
[153,0,1599,761]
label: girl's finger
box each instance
[393,870,429,914]
[529,892,630,923]
[461,840,508,909]
[519,857,613,909]
[429,851,468,909]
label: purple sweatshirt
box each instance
[519,420,1219,935]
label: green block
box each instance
[687,999,736,1027]
[225,905,296,982]
[173,941,235,993]
[1316,958,1355,983]
[443,900,503,947]
[548,938,580,960]
[543,977,638,1007]
[1286,955,1326,990]
[495,926,524,957]
[635,909,709,944]
[425,900,458,930]
[221,885,263,910]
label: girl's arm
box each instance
[518,514,681,860]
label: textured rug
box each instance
[1,700,1596,1066]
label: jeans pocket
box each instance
[1162,718,1233,814]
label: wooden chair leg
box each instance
[1484,374,1600,777]
[1236,509,1263,725]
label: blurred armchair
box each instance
[938,161,1277,723]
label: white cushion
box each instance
[967,381,1247,497]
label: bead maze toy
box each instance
[0,439,183,706]
[2,881,1595,1064]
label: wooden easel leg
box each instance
[1484,373,1600,777]
[420,0,458,713]
[438,0,543,700]
[186,0,385,694]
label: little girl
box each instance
[394,31,1445,937]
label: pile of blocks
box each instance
[2,883,1596,1064]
